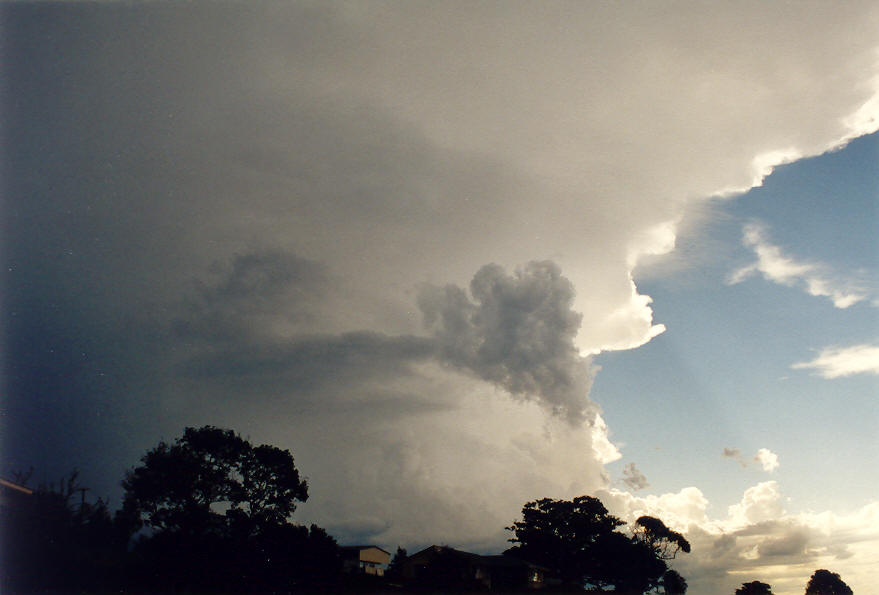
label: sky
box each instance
[1,2,877,593]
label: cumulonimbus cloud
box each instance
[729,222,868,308]
[792,344,879,378]
[180,253,599,425]
[418,261,599,425]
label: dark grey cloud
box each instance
[418,261,598,424]
[179,331,435,393]
[621,462,650,491]
[174,251,330,343]
[756,527,810,559]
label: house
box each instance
[341,545,391,576]
[401,545,547,591]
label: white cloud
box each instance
[792,344,879,378]
[755,448,780,473]
[729,222,868,308]
[603,482,879,595]
[727,481,785,526]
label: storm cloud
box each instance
[3,3,879,591]
[418,262,597,424]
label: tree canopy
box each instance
[505,495,689,593]
[122,425,308,538]
[736,581,774,595]
[804,569,853,595]
[633,515,691,559]
[661,569,688,594]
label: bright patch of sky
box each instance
[597,132,878,516]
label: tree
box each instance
[804,569,853,595]
[505,495,626,586]
[633,515,691,559]
[122,425,308,538]
[736,581,774,595]
[386,546,408,581]
[661,569,688,594]
[505,495,689,593]
[0,471,125,592]
[121,426,315,592]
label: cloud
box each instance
[3,3,879,586]
[723,447,778,472]
[728,481,786,526]
[621,462,650,491]
[602,483,879,595]
[754,448,780,473]
[723,447,747,467]
[729,222,868,308]
[418,261,599,425]
[792,344,879,378]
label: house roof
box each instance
[408,545,549,571]
[341,545,391,555]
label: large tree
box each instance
[736,581,774,595]
[661,569,688,594]
[121,426,328,592]
[505,495,625,586]
[633,515,691,559]
[122,426,308,537]
[505,495,688,593]
[804,569,853,595]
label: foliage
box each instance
[661,569,688,594]
[633,515,691,559]
[386,546,408,581]
[506,495,625,585]
[0,471,126,592]
[736,581,774,595]
[505,495,689,593]
[121,426,333,592]
[122,425,308,537]
[804,569,853,595]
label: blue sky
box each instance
[2,3,878,594]
[599,131,878,514]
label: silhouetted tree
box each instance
[506,495,625,586]
[661,569,688,594]
[506,495,689,593]
[121,426,326,592]
[0,471,125,592]
[736,581,774,595]
[386,546,408,581]
[633,515,691,559]
[122,425,308,538]
[804,569,853,595]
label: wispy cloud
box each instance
[792,344,879,378]
[723,447,779,473]
[729,222,867,308]
[621,462,650,491]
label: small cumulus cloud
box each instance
[754,448,780,473]
[729,222,868,308]
[792,344,879,379]
[724,447,778,472]
[621,462,650,491]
